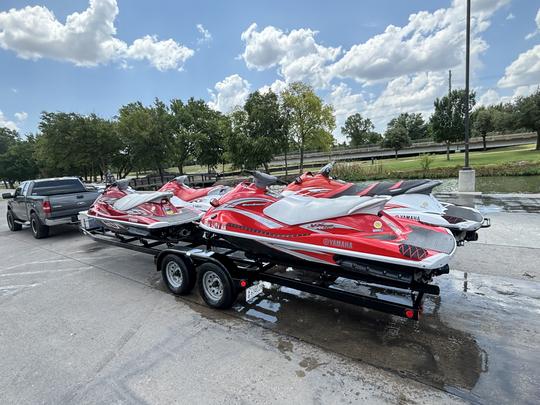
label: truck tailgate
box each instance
[48,192,99,219]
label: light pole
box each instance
[464,0,471,169]
[459,0,475,192]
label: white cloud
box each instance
[208,74,251,113]
[240,23,340,87]
[506,13,515,21]
[525,8,540,39]
[0,111,19,131]
[498,44,540,88]
[327,83,367,140]
[196,24,212,44]
[259,79,287,95]
[478,85,539,106]
[125,35,194,71]
[329,0,507,84]
[14,111,28,122]
[0,0,194,71]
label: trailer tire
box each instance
[197,262,237,309]
[7,210,22,231]
[30,213,49,239]
[161,254,196,295]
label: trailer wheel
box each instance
[30,213,49,239]
[6,210,22,231]
[161,254,196,295]
[197,262,237,309]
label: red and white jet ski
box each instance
[80,180,202,242]
[200,172,456,286]
[159,176,230,212]
[283,162,489,243]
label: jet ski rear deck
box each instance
[80,225,444,320]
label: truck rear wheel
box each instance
[160,254,196,295]
[30,213,49,239]
[6,210,22,231]
[197,262,237,309]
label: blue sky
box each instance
[1,0,539,140]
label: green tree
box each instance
[472,107,495,151]
[388,113,428,141]
[117,99,173,181]
[341,113,378,146]
[0,136,39,187]
[0,127,18,155]
[515,89,540,150]
[36,112,88,177]
[282,82,335,172]
[227,90,287,171]
[180,100,227,172]
[170,98,198,174]
[382,122,411,159]
[430,89,476,160]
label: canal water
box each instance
[355,175,540,194]
[437,175,540,194]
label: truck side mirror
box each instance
[2,192,14,199]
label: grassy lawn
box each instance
[352,144,540,172]
[129,144,539,178]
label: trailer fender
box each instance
[155,249,195,273]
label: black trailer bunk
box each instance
[81,228,440,320]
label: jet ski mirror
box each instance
[174,175,188,185]
[252,171,279,189]
[113,179,130,191]
[319,161,335,178]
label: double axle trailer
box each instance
[81,227,442,321]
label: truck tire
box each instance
[30,213,49,239]
[6,210,22,231]
[160,254,196,295]
[197,262,237,309]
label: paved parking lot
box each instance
[1,196,539,404]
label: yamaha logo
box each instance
[323,239,352,249]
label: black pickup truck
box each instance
[3,177,100,239]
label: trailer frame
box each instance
[82,228,440,320]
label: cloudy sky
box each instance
[1,0,539,140]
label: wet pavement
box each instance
[1,195,540,404]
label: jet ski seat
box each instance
[253,171,278,188]
[363,180,441,196]
[264,195,389,225]
[113,191,174,212]
[332,179,442,197]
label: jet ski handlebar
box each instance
[318,161,336,177]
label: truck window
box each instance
[21,181,30,196]
[14,187,22,197]
[31,179,86,196]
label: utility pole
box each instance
[448,69,452,95]
[464,0,471,169]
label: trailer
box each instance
[81,226,442,321]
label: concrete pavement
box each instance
[1,196,539,404]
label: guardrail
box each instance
[129,173,219,190]
[271,132,536,163]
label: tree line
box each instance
[1,83,538,187]
[343,88,539,159]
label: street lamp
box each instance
[459,0,475,192]
[464,0,471,169]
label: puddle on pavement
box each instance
[173,269,540,404]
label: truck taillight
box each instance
[42,201,52,215]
